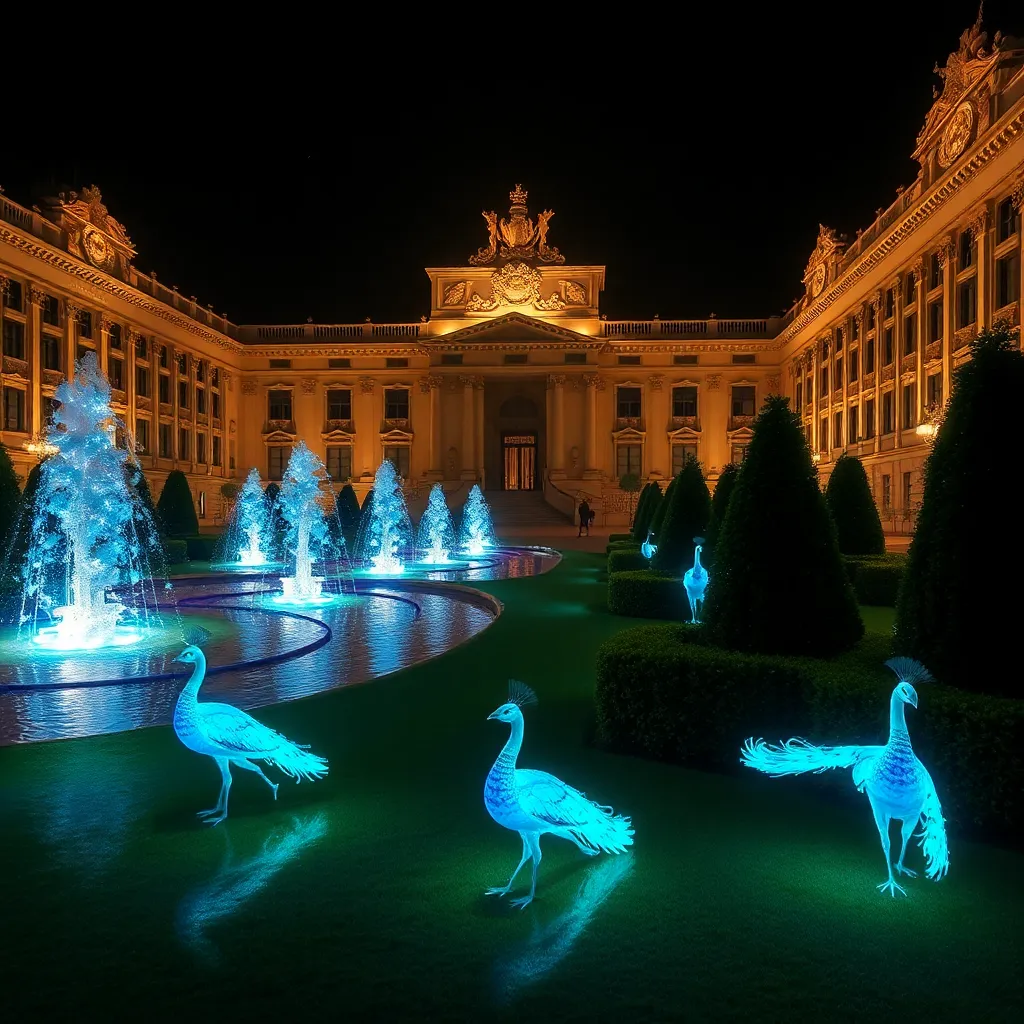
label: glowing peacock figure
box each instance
[740,658,949,897]
[484,680,634,909]
[682,536,708,623]
[640,530,657,560]
[172,627,329,825]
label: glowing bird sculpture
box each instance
[484,680,634,909]
[740,658,949,897]
[172,627,328,825]
[640,530,657,561]
[682,536,708,623]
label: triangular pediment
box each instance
[430,313,598,348]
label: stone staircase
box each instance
[480,489,572,528]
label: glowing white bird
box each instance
[484,680,633,909]
[640,530,657,560]
[172,627,328,825]
[683,536,708,623]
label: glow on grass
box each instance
[741,657,949,898]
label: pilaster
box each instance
[547,373,566,479]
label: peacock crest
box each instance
[884,657,934,686]
[509,679,538,709]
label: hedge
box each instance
[605,539,640,555]
[843,554,906,606]
[608,548,651,574]
[183,535,220,561]
[595,624,1024,839]
[607,570,689,619]
[608,533,634,543]
[163,538,189,564]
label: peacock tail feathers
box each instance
[264,742,329,784]
[741,737,878,777]
[509,679,538,709]
[568,811,634,856]
[884,657,934,687]
[917,785,949,881]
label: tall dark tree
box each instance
[157,470,199,537]
[335,483,361,546]
[703,395,862,657]
[649,474,677,538]
[0,443,21,558]
[894,327,1024,695]
[264,481,286,545]
[7,460,47,566]
[632,482,662,541]
[706,462,739,558]
[824,453,885,555]
[652,457,711,576]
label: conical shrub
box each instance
[703,395,862,657]
[336,483,362,546]
[652,457,711,576]
[706,462,739,559]
[631,482,659,541]
[894,326,1024,694]
[156,470,198,537]
[650,474,677,539]
[824,453,885,555]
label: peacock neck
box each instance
[693,546,703,572]
[179,654,208,701]
[495,715,524,770]
[888,688,909,742]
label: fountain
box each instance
[416,483,458,565]
[214,468,276,568]
[275,442,349,604]
[355,459,414,575]
[459,484,496,556]
[17,352,165,651]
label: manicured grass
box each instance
[0,552,1019,1021]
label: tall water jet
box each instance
[19,352,164,650]
[214,468,276,567]
[416,483,457,564]
[355,460,414,575]
[459,484,496,556]
[275,442,348,604]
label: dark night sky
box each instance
[3,3,1017,328]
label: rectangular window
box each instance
[196,389,207,414]
[42,295,60,326]
[883,327,894,365]
[108,323,122,349]
[673,354,698,365]
[384,388,409,420]
[849,347,859,382]
[229,439,236,470]
[996,253,1020,309]
[268,389,292,420]
[927,373,943,409]
[865,398,876,438]
[179,428,190,459]
[213,435,222,467]
[882,474,892,512]
[903,313,916,356]
[504,354,527,365]
[864,338,875,374]
[928,301,943,342]
[385,358,409,369]
[327,388,352,420]
[41,395,57,425]
[929,252,943,290]
[327,445,353,481]
[819,416,828,452]
[43,333,62,371]
[902,471,912,510]
[834,328,843,351]
[904,274,916,305]
[160,346,169,369]
[383,445,410,478]
[731,444,750,464]
[833,410,843,448]
[868,305,876,330]
[178,380,190,410]
[79,310,92,339]
[851,317,859,341]
[671,385,697,418]
[820,365,829,394]
[616,386,642,418]
[441,353,464,365]
[3,387,25,431]
[616,443,642,477]
[671,443,697,475]
[731,354,755,364]
[848,406,858,443]
[882,391,895,434]
[109,357,124,390]
[4,279,24,310]
[196,432,207,464]
[177,354,188,375]
[959,230,973,268]
[136,334,148,359]
[2,318,25,359]
[885,288,894,319]
[834,356,843,388]
[795,379,803,409]
[212,393,221,419]
[77,343,91,363]
[328,357,351,369]
[997,197,1018,243]
[957,278,977,327]
[159,375,170,404]
[902,382,916,428]
[135,418,150,454]
[135,365,150,397]
[732,385,756,417]
[617,355,641,366]
[564,352,586,364]
[159,423,172,458]
[268,445,291,480]
[269,358,291,369]
[195,361,205,383]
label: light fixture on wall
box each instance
[811,451,822,464]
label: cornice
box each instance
[244,345,425,358]
[605,341,776,354]
[775,104,1024,350]
[0,225,244,356]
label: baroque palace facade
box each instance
[1,16,1023,529]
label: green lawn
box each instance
[0,552,1019,1021]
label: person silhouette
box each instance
[578,498,591,537]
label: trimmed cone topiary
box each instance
[156,470,199,538]
[264,481,286,546]
[631,482,659,541]
[706,462,739,558]
[357,486,376,543]
[649,474,677,539]
[652,457,711,576]
[824,453,885,555]
[0,442,21,557]
[336,483,362,546]
[703,395,863,657]
[894,326,1024,695]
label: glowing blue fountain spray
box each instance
[459,484,497,556]
[417,483,457,564]
[356,459,414,575]
[216,468,276,567]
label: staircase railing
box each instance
[542,471,601,525]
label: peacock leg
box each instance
[199,759,233,826]
[486,832,531,897]
[869,795,906,897]
[510,834,543,910]
[234,758,280,801]
[894,817,918,878]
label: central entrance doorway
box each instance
[502,433,537,490]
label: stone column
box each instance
[1015,179,1024,324]
[475,379,485,490]
[460,375,476,480]
[912,259,926,422]
[421,375,443,479]
[64,300,79,372]
[172,347,181,464]
[871,292,883,440]
[583,372,602,478]
[646,373,665,476]
[971,207,990,330]
[937,237,954,412]
[810,342,820,453]
[853,309,864,440]
[891,277,903,451]
[548,373,566,478]
[190,357,200,471]
[97,316,110,375]
[359,377,376,476]
[29,287,45,436]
